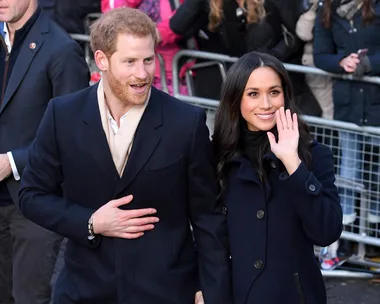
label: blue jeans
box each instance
[339,131,380,220]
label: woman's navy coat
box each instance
[223,141,343,304]
[313,0,380,126]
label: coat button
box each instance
[270,161,276,169]
[222,206,228,215]
[254,260,264,269]
[256,210,265,219]
[309,184,316,192]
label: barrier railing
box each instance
[172,50,380,107]
[172,50,380,278]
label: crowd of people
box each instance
[0,0,379,303]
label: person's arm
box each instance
[19,99,158,245]
[295,3,318,42]
[313,9,345,73]
[267,108,342,247]
[278,143,343,246]
[157,15,182,46]
[49,40,90,97]
[267,1,304,62]
[10,39,90,177]
[169,0,209,39]
[18,100,98,247]
[187,108,232,304]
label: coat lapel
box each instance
[232,153,277,200]
[115,88,163,197]
[82,84,120,181]
[0,14,47,114]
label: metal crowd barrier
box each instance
[172,50,380,278]
[83,13,102,64]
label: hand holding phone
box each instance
[357,48,368,59]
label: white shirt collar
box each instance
[106,89,151,135]
[107,109,131,135]
[3,23,11,53]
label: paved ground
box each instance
[326,278,380,304]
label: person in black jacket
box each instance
[170,0,321,116]
[0,0,90,303]
[213,51,342,304]
[18,8,232,304]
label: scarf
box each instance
[241,127,268,170]
[336,0,363,20]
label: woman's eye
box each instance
[270,90,280,95]
[248,92,258,97]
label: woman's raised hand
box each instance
[267,107,301,175]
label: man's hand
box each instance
[195,291,204,304]
[92,195,159,239]
[0,154,12,182]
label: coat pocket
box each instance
[293,272,306,304]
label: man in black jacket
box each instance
[19,7,231,304]
[0,0,89,303]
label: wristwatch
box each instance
[87,214,96,241]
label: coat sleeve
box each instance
[187,108,232,304]
[18,99,99,248]
[278,143,343,247]
[295,3,318,42]
[48,40,90,97]
[169,0,209,39]
[10,39,89,176]
[157,12,182,46]
[266,1,304,63]
[313,8,345,73]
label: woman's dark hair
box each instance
[321,0,375,28]
[213,51,312,188]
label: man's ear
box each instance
[94,50,110,72]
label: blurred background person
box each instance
[314,0,380,263]
[0,0,90,303]
[296,0,334,120]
